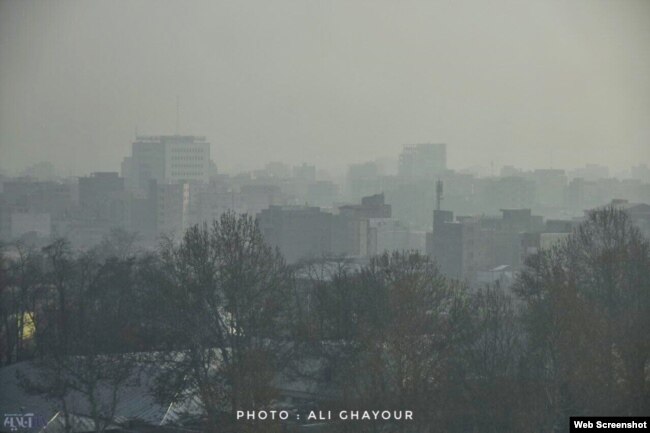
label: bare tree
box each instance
[0,242,45,365]
[302,251,474,433]
[466,285,525,433]
[147,212,294,432]
[19,240,141,433]
[515,206,650,427]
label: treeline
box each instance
[0,208,649,433]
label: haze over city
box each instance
[3,2,650,433]
[1,0,649,176]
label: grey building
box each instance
[427,208,546,285]
[78,172,125,223]
[124,135,211,195]
[257,205,333,263]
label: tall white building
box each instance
[164,135,211,184]
[120,135,211,239]
[123,135,211,194]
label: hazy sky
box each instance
[1,0,649,176]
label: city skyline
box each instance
[2,2,650,431]
[5,137,650,182]
[1,0,649,176]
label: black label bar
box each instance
[571,417,649,432]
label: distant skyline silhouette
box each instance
[1,0,649,176]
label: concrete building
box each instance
[339,193,391,220]
[78,172,126,223]
[336,193,393,257]
[117,135,211,238]
[1,179,73,218]
[331,215,369,257]
[125,135,210,194]
[565,178,604,211]
[368,219,425,255]
[0,179,74,242]
[120,156,136,192]
[257,194,394,263]
[257,205,333,263]
[165,135,210,184]
[150,181,190,239]
[128,137,165,193]
[427,208,547,285]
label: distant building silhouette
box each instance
[398,143,446,180]
[122,135,210,195]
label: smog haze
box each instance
[1,0,649,176]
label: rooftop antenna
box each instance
[175,96,180,136]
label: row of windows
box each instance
[172,163,203,169]
[171,148,204,153]
[171,156,204,161]
[171,171,203,177]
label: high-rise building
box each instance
[125,135,211,194]
[165,135,211,184]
